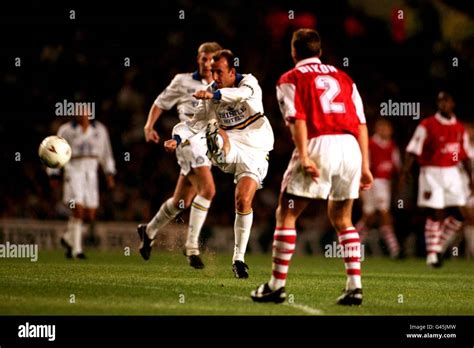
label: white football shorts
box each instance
[175,129,211,176]
[213,116,274,189]
[281,134,362,201]
[417,166,467,209]
[63,167,99,209]
[360,178,391,214]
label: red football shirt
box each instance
[406,113,468,167]
[369,134,401,179]
[276,57,366,139]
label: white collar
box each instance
[435,112,457,125]
[296,57,322,67]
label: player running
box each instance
[192,49,274,278]
[401,91,473,267]
[250,29,372,305]
[356,119,401,258]
[137,42,222,269]
[48,109,116,259]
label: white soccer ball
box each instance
[38,136,72,168]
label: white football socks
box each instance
[69,217,83,255]
[185,195,211,255]
[146,198,182,239]
[232,210,253,262]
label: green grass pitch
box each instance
[1,251,473,315]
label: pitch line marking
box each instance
[6,274,324,315]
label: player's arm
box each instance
[189,89,218,129]
[401,124,427,182]
[275,77,318,178]
[352,82,373,190]
[144,104,163,143]
[145,75,183,143]
[215,79,256,103]
[194,76,257,103]
[99,126,116,189]
[461,131,474,193]
[290,120,319,179]
[358,123,373,190]
[462,158,473,193]
[401,153,417,182]
[392,146,402,175]
[164,137,179,153]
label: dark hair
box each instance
[437,90,454,102]
[212,49,236,69]
[291,28,321,60]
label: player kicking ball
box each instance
[137,42,221,269]
[251,29,372,305]
[192,49,274,278]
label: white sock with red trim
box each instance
[268,227,297,291]
[425,218,442,257]
[380,224,400,258]
[356,220,369,242]
[440,216,463,254]
[338,227,362,290]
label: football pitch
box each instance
[1,251,473,316]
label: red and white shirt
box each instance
[276,57,366,139]
[406,113,469,167]
[369,134,401,180]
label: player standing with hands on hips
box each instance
[192,49,274,278]
[251,29,372,305]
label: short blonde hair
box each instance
[198,42,222,54]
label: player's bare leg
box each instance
[379,210,400,258]
[138,175,195,261]
[61,204,86,259]
[327,199,363,305]
[231,176,258,278]
[184,166,215,268]
[355,212,376,244]
[251,192,309,302]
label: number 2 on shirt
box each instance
[315,75,346,114]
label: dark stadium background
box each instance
[1,0,473,257]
